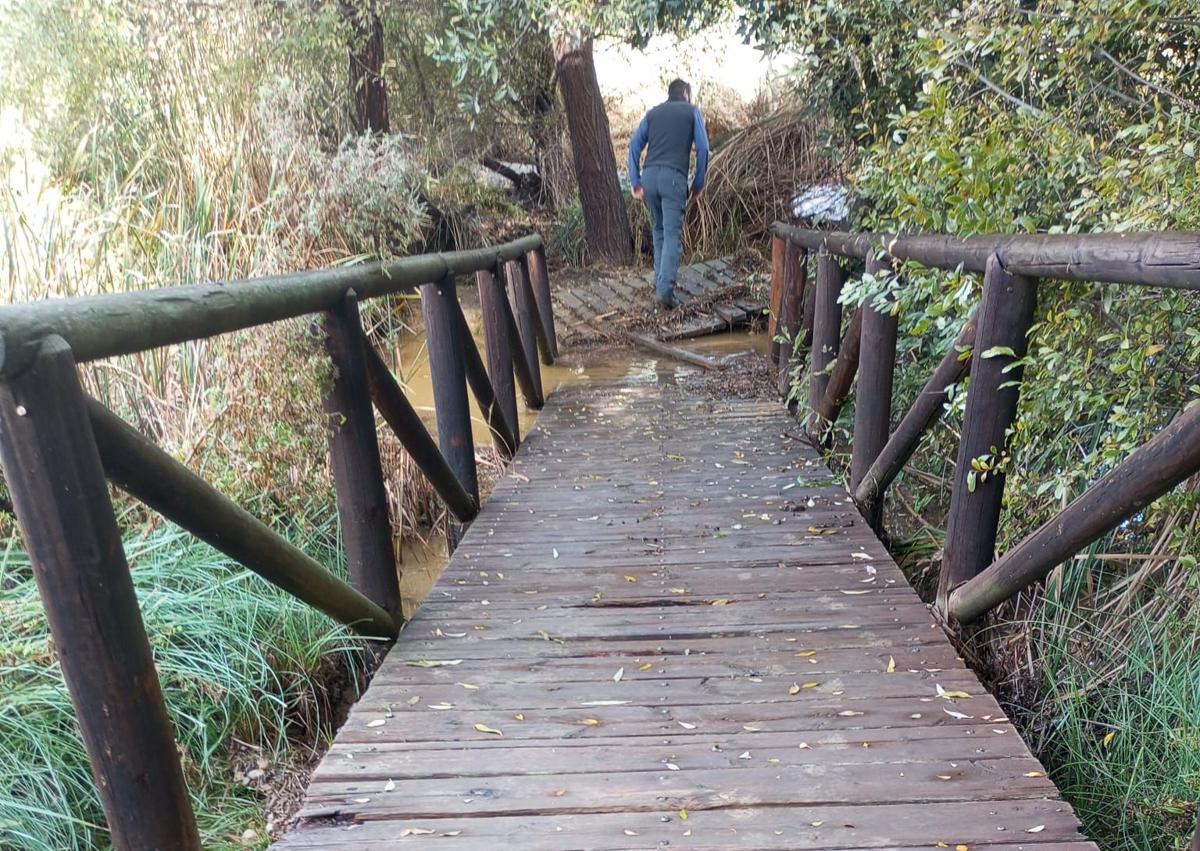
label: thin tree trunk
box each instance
[344,1,389,134]
[553,34,633,264]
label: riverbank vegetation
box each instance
[747,3,1200,847]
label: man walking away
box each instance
[628,78,710,310]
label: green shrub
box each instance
[0,511,368,850]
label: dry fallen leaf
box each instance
[473,723,503,736]
[638,662,654,672]
[678,721,697,729]
[1102,731,1117,747]
[457,682,479,690]
[936,684,973,700]
[399,828,434,837]
[366,719,386,728]
[581,718,600,726]
[788,683,801,695]
[679,809,688,820]
[613,667,624,682]
[1026,825,1046,833]
[886,656,896,673]
[383,779,395,792]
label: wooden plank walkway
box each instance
[274,379,1096,850]
[553,258,768,345]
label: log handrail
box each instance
[0,232,556,850]
[768,220,1200,628]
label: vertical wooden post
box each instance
[0,336,201,851]
[452,298,518,458]
[525,245,558,362]
[851,255,899,531]
[322,291,399,616]
[476,267,520,450]
[808,250,844,438]
[777,242,807,390]
[939,255,1038,610]
[504,258,544,402]
[420,276,479,551]
[769,233,786,366]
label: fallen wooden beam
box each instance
[622,332,722,370]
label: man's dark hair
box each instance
[667,78,691,100]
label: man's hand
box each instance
[632,185,644,200]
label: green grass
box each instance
[1014,587,1200,850]
[0,505,369,850]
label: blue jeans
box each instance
[641,165,687,299]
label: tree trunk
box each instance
[344,1,390,134]
[553,34,633,264]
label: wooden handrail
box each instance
[768,222,1200,627]
[0,234,543,379]
[362,342,480,523]
[770,222,1200,289]
[87,397,397,637]
[0,231,556,850]
[853,313,976,509]
[949,401,1200,623]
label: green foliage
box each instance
[426,0,730,115]
[0,514,368,850]
[751,2,1200,847]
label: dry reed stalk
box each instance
[685,108,848,257]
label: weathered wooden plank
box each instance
[273,380,1093,850]
[276,799,1089,850]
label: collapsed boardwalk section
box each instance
[275,382,1096,850]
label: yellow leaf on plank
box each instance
[886,656,896,673]
[473,723,503,736]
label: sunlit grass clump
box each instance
[0,512,368,850]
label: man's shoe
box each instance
[656,291,679,311]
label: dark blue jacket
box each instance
[628,95,710,192]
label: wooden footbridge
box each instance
[1,225,1198,849]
